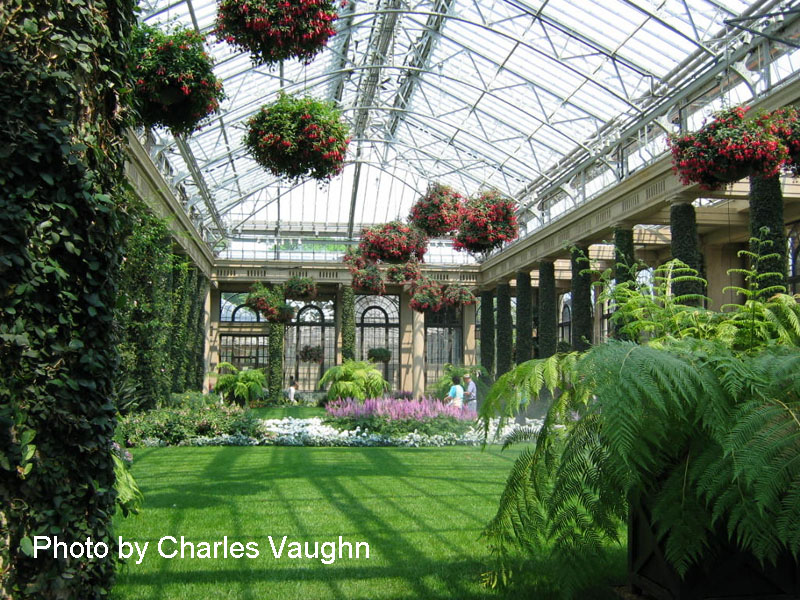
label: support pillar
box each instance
[670,199,704,300]
[480,289,495,378]
[334,284,343,364]
[412,305,425,398]
[538,261,557,358]
[571,245,593,352]
[400,287,414,393]
[205,285,220,392]
[516,271,533,362]
[463,300,477,367]
[496,282,513,376]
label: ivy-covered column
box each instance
[538,261,558,358]
[268,322,285,403]
[612,226,635,338]
[749,174,787,291]
[341,285,356,361]
[480,290,495,379]
[531,286,539,357]
[496,283,513,376]
[571,245,593,351]
[0,0,135,595]
[515,271,533,362]
[670,200,704,301]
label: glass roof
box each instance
[137,0,797,261]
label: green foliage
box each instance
[480,290,495,378]
[319,360,389,401]
[570,245,593,351]
[670,202,705,301]
[538,261,558,358]
[612,227,636,339]
[117,404,261,446]
[341,286,356,361]
[495,283,513,376]
[113,455,144,518]
[326,415,472,437]
[480,253,800,597]
[214,362,266,407]
[516,271,533,362]
[268,323,285,404]
[0,0,135,594]
[749,174,787,291]
[432,364,491,402]
[366,347,392,363]
[285,275,318,300]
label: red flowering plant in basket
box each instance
[408,183,464,237]
[298,344,324,364]
[342,247,367,273]
[442,284,476,307]
[215,0,341,65]
[358,221,428,264]
[352,265,385,295]
[385,260,422,285]
[285,275,317,300]
[667,105,787,191]
[245,282,296,323]
[245,92,350,182]
[767,105,800,177]
[453,190,519,254]
[410,279,444,313]
[130,23,225,136]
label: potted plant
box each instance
[441,283,476,307]
[453,190,518,255]
[351,265,385,295]
[408,183,464,237]
[215,0,340,66]
[244,92,350,181]
[385,260,422,285]
[358,221,428,264]
[366,347,391,363]
[409,280,443,313]
[130,23,225,135]
[285,275,318,300]
[245,282,295,323]
[667,105,787,191]
[298,344,324,364]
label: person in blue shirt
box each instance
[445,375,464,408]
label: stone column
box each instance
[411,305,425,397]
[400,286,415,393]
[204,285,220,392]
[670,198,704,300]
[463,300,477,367]
[538,261,557,358]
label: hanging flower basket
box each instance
[298,344,324,364]
[245,282,295,323]
[367,347,391,363]
[358,221,428,264]
[667,105,787,191]
[215,0,341,66]
[130,24,225,136]
[453,190,519,254]
[342,247,367,273]
[768,105,800,178]
[285,275,318,300]
[408,183,464,237]
[410,280,443,313]
[442,284,476,307]
[352,265,385,295]
[245,92,350,182]
[385,260,422,285]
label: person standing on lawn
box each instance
[445,375,464,408]
[463,373,477,412]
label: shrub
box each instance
[130,23,224,135]
[214,362,267,406]
[117,404,261,446]
[244,92,350,181]
[366,347,391,363]
[319,360,389,401]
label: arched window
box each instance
[356,295,400,389]
[284,300,335,392]
[425,305,462,388]
[220,292,260,322]
[558,292,572,346]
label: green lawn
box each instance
[113,446,624,599]
[250,405,326,419]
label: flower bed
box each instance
[216,0,340,66]
[358,221,428,264]
[245,92,350,181]
[408,183,464,237]
[668,105,787,190]
[453,190,518,254]
[130,23,224,135]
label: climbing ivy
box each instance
[496,283,513,376]
[670,202,705,302]
[480,290,495,378]
[0,0,135,595]
[268,321,285,403]
[341,285,356,361]
[538,261,557,358]
[571,246,593,352]
[749,174,788,292]
[516,271,533,362]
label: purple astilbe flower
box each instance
[325,396,476,421]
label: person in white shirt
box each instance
[463,373,477,412]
